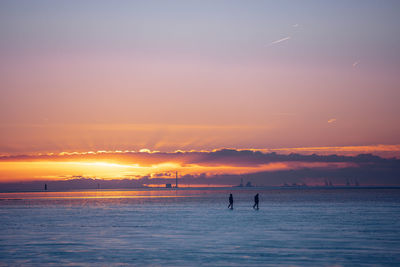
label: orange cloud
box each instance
[0,148,366,183]
[0,160,355,183]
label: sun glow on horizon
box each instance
[0,145,396,185]
[71,162,140,169]
[0,161,186,182]
[0,156,357,184]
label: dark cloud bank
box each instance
[1,149,400,192]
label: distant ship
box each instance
[245,181,253,187]
[235,178,253,187]
[344,178,360,187]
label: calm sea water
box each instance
[1,188,400,266]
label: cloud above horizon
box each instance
[0,147,394,165]
[1,148,399,187]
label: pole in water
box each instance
[175,171,178,188]
[44,184,47,191]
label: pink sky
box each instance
[1,1,399,157]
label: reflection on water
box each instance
[0,188,240,200]
[0,190,186,200]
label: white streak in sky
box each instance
[292,24,299,27]
[270,36,291,45]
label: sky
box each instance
[0,1,400,186]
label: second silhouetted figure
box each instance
[253,193,259,210]
[228,193,233,209]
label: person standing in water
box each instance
[228,193,233,209]
[253,193,259,210]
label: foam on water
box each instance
[1,188,400,266]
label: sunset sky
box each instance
[1,1,399,186]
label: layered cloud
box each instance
[1,148,399,189]
[268,145,400,158]
[0,147,390,166]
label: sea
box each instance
[1,187,400,266]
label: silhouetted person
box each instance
[44,184,47,191]
[228,193,233,209]
[253,193,259,210]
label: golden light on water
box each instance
[0,190,189,200]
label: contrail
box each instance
[270,36,291,45]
